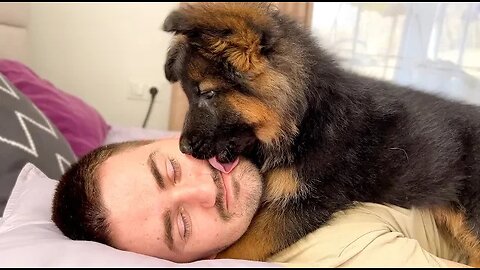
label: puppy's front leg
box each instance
[218,166,306,261]
[216,208,285,261]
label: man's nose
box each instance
[172,179,217,208]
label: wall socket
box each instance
[127,80,169,103]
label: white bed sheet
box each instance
[103,125,180,145]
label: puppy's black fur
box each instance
[163,3,480,263]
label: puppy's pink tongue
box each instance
[208,156,239,174]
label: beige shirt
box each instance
[267,203,470,267]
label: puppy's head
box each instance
[163,3,310,163]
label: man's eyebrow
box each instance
[163,209,175,251]
[149,151,175,251]
[149,151,165,190]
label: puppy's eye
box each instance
[218,28,232,37]
[202,90,215,99]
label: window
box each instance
[311,3,480,104]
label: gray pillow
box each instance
[0,73,76,216]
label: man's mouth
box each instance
[220,173,229,211]
[209,157,238,213]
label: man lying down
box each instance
[51,138,470,267]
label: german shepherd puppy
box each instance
[163,3,480,264]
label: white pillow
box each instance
[0,163,280,267]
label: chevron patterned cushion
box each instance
[0,60,111,158]
[0,73,76,216]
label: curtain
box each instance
[167,2,313,131]
[310,3,480,105]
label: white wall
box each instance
[28,2,179,130]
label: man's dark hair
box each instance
[51,140,153,245]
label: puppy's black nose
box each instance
[179,137,193,154]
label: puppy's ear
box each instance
[259,7,281,55]
[163,10,195,35]
[164,36,189,83]
[259,27,279,56]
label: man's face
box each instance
[98,138,263,262]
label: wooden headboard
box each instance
[0,3,30,64]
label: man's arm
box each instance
[267,203,471,267]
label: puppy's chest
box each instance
[262,167,304,204]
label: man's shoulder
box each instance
[268,203,404,266]
[267,202,465,267]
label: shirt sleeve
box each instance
[267,203,470,267]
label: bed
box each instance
[0,3,278,267]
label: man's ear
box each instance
[206,253,217,260]
[164,36,189,83]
